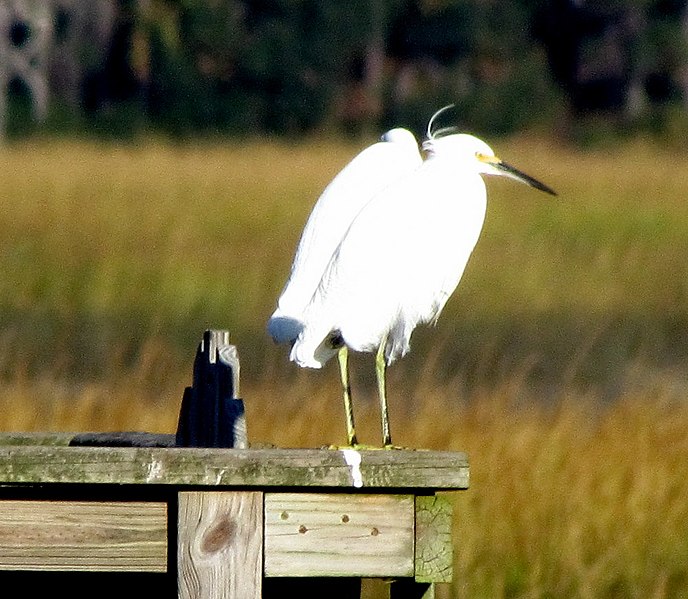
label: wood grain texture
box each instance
[264,493,414,577]
[178,491,263,599]
[0,433,77,446]
[0,501,167,571]
[0,445,469,490]
[415,495,453,583]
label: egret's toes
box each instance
[326,443,397,450]
[383,443,408,450]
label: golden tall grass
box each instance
[0,136,687,597]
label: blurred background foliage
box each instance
[3,0,688,143]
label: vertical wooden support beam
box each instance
[414,495,453,583]
[178,491,263,599]
[388,495,454,599]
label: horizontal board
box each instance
[0,446,469,490]
[0,501,167,572]
[0,493,457,581]
[264,493,414,577]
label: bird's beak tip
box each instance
[496,160,557,197]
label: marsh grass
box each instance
[0,136,687,597]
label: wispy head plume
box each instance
[426,104,457,140]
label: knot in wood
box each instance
[201,516,236,554]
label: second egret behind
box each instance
[290,124,556,448]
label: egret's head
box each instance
[422,133,495,164]
[422,132,556,196]
[422,104,556,195]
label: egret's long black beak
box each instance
[496,160,557,195]
[479,154,557,196]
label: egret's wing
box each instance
[269,131,421,344]
[290,168,427,366]
[292,159,488,367]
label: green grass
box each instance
[0,136,687,597]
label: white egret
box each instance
[289,113,556,448]
[268,128,422,346]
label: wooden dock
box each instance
[0,331,469,597]
[0,436,468,598]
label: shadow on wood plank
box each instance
[0,572,175,599]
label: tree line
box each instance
[5,0,688,141]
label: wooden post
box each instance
[178,491,263,599]
[414,495,453,583]
[176,330,247,449]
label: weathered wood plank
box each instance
[0,501,167,572]
[0,432,77,446]
[0,447,469,489]
[264,493,414,577]
[415,495,453,583]
[178,491,263,599]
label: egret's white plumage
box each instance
[271,109,555,447]
[267,128,422,345]
[291,134,498,371]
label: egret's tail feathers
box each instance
[267,313,304,344]
[385,318,414,365]
[290,330,339,369]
